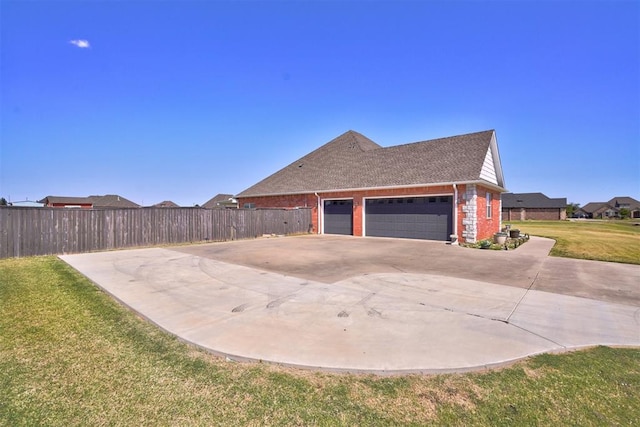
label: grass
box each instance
[504,220,640,264]
[2,256,639,425]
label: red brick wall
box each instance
[49,203,93,209]
[475,187,502,240]
[501,208,566,221]
[238,184,501,241]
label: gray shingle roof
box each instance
[580,202,608,214]
[153,200,180,208]
[89,195,140,208]
[501,193,567,209]
[37,194,140,208]
[607,196,640,209]
[237,129,501,197]
[202,193,235,209]
[37,196,93,205]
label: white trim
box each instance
[453,183,458,242]
[489,131,506,189]
[320,197,354,235]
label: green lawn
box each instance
[504,220,640,264]
[1,256,639,426]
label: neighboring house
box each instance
[608,196,640,219]
[89,194,139,208]
[38,196,94,208]
[6,200,44,207]
[578,197,640,219]
[202,194,238,209]
[501,192,567,221]
[153,200,180,208]
[38,194,140,208]
[236,129,506,243]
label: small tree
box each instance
[0,197,7,206]
[566,202,580,218]
[619,208,630,219]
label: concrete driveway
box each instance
[60,235,640,374]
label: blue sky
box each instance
[1,1,638,207]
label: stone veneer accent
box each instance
[461,184,478,243]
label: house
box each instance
[6,199,44,207]
[578,197,640,219]
[89,195,139,208]
[236,129,506,243]
[202,194,238,209]
[501,192,567,221]
[153,200,180,208]
[38,196,94,208]
[38,194,140,208]
[608,196,640,218]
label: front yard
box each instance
[503,220,640,265]
[1,256,639,425]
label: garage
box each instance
[365,196,452,241]
[323,199,353,235]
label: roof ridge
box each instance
[389,129,495,149]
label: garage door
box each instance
[324,200,353,235]
[365,196,452,241]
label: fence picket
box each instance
[0,207,312,258]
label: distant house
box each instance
[501,192,567,221]
[38,194,140,208]
[202,194,238,209]
[578,197,640,219]
[153,200,180,208]
[6,200,45,207]
[236,129,506,243]
[38,196,94,208]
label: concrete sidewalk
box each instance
[60,236,640,374]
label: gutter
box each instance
[453,184,458,244]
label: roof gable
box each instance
[202,193,235,208]
[153,200,180,208]
[37,196,93,205]
[89,195,139,208]
[607,196,640,209]
[238,129,504,197]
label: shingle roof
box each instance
[501,193,567,209]
[237,129,503,197]
[37,196,93,205]
[89,195,140,208]
[607,196,640,209]
[153,200,180,208]
[580,202,608,214]
[202,193,235,209]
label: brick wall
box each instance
[501,207,565,221]
[238,184,501,242]
[475,187,502,241]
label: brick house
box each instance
[579,197,640,219]
[202,193,238,209]
[236,130,506,243]
[501,192,567,221]
[38,194,139,208]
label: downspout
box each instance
[314,192,321,235]
[452,184,458,244]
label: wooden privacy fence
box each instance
[0,207,313,258]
